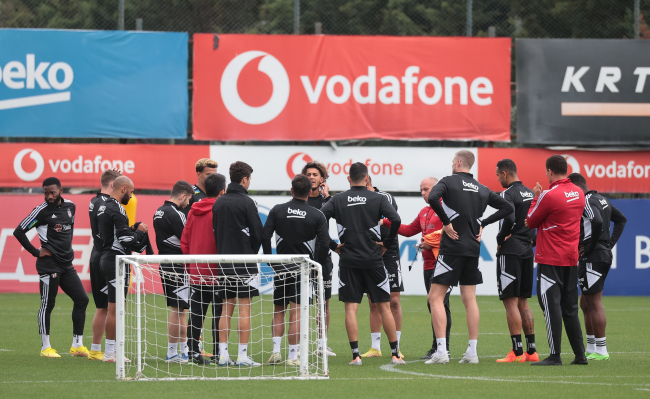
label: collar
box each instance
[455,172,474,179]
[291,198,307,204]
[227,182,248,194]
[193,184,205,195]
[164,200,179,209]
[95,193,106,198]
[350,186,368,191]
[587,190,598,195]
[549,178,571,189]
[507,181,523,188]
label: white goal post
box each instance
[115,254,328,380]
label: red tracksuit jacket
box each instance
[180,198,218,284]
[526,178,585,267]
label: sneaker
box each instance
[424,352,449,364]
[287,358,300,367]
[180,353,189,363]
[421,348,436,360]
[235,356,261,367]
[88,349,104,361]
[70,346,90,357]
[525,352,539,362]
[267,352,283,364]
[102,352,131,363]
[459,354,479,364]
[166,354,184,363]
[531,355,562,366]
[218,355,235,367]
[40,347,61,358]
[496,350,526,363]
[349,357,362,366]
[360,348,382,358]
[327,347,337,357]
[570,354,589,365]
[190,354,211,366]
[391,356,405,365]
[587,352,609,361]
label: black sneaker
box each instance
[421,349,436,360]
[190,354,211,366]
[570,354,588,365]
[531,355,562,366]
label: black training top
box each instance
[491,181,536,259]
[89,193,109,256]
[98,197,148,259]
[375,189,400,259]
[185,184,207,214]
[153,200,187,256]
[580,190,627,263]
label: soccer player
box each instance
[14,177,89,358]
[321,162,404,366]
[381,177,452,360]
[302,161,336,357]
[262,174,331,367]
[568,173,627,361]
[187,158,218,211]
[88,169,121,361]
[361,177,404,359]
[525,155,587,366]
[181,173,228,366]
[98,176,150,362]
[488,159,539,363]
[212,161,263,367]
[153,180,194,364]
[426,150,513,364]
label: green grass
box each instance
[1,293,649,398]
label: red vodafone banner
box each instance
[478,148,650,193]
[193,34,511,142]
[0,143,209,189]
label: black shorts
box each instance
[496,255,534,300]
[322,255,333,300]
[90,248,108,309]
[217,274,260,299]
[273,274,312,306]
[578,260,611,295]
[338,267,391,304]
[100,256,129,304]
[384,256,404,293]
[431,254,482,286]
[159,263,190,309]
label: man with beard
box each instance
[14,177,89,358]
[186,158,218,212]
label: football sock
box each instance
[389,341,399,358]
[436,338,447,356]
[525,334,536,355]
[91,343,101,352]
[238,344,248,359]
[41,334,51,350]
[105,339,116,354]
[350,341,360,360]
[595,337,608,355]
[219,343,229,358]
[511,334,523,356]
[180,340,189,356]
[586,335,596,353]
[167,342,178,358]
[273,337,282,353]
[72,334,83,348]
[466,339,478,358]
[289,345,299,360]
[318,338,324,349]
[371,333,381,350]
[396,331,402,347]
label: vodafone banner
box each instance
[477,148,650,193]
[0,143,209,189]
[193,34,511,142]
[210,145,478,192]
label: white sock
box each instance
[396,331,402,347]
[466,339,478,358]
[238,344,248,359]
[105,339,116,354]
[436,338,447,356]
[219,343,229,358]
[318,338,324,349]
[180,340,189,356]
[371,332,381,351]
[586,335,596,353]
[595,337,608,355]
[91,343,101,352]
[289,344,299,360]
[41,334,51,350]
[72,334,83,348]
[167,342,178,357]
[272,337,282,353]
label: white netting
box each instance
[115,255,328,380]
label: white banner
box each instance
[211,146,478,192]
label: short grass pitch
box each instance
[1,293,649,398]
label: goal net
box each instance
[115,254,328,380]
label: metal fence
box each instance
[1,0,648,39]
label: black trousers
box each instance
[537,264,585,356]
[187,285,222,356]
[424,268,451,351]
[38,266,89,336]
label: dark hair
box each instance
[292,175,312,197]
[229,161,253,184]
[568,173,588,190]
[546,155,568,175]
[100,169,121,188]
[496,159,517,175]
[171,180,194,198]
[195,158,218,173]
[349,162,368,183]
[205,173,226,197]
[301,161,329,181]
[42,177,61,188]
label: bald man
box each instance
[98,176,150,362]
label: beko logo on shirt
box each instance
[462,180,479,192]
[520,191,534,201]
[287,207,306,218]
[565,191,581,202]
[154,210,164,220]
[97,205,106,216]
[347,196,367,206]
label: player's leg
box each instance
[427,283,450,363]
[496,255,525,362]
[337,267,363,364]
[518,257,537,361]
[362,295,383,357]
[287,303,301,365]
[269,276,288,363]
[578,260,595,355]
[582,261,611,360]
[585,291,608,359]
[218,296,236,364]
[367,267,402,365]
[101,257,128,362]
[187,286,210,365]
[234,288,259,366]
[58,267,90,357]
[89,253,108,360]
[344,302,361,364]
[443,288,452,354]
[532,264,564,366]
[457,256,482,364]
[387,259,404,357]
[317,256,335,357]
[209,288,222,361]
[560,266,587,364]
[38,268,61,358]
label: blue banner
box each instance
[0,29,188,138]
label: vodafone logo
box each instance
[562,154,580,174]
[285,151,405,179]
[286,152,313,178]
[14,149,44,182]
[220,51,290,125]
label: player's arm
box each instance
[180,214,192,255]
[427,180,449,225]
[379,195,401,244]
[481,191,514,228]
[496,208,515,246]
[261,208,276,255]
[609,205,627,248]
[584,201,603,256]
[319,198,340,251]
[13,205,46,258]
[526,190,551,229]
[112,207,147,252]
[383,216,422,237]
[171,210,186,244]
[246,200,264,253]
[315,213,331,266]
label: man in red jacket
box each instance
[526,155,587,366]
[180,173,226,365]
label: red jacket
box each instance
[526,178,585,267]
[180,198,218,284]
[384,204,442,270]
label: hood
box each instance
[190,197,217,216]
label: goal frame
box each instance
[115,254,328,380]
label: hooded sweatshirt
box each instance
[181,197,218,284]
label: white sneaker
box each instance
[459,354,479,364]
[266,352,283,364]
[317,347,337,357]
[287,358,300,367]
[235,356,261,367]
[218,355,234,367]
[424,352,450,364]
[102,352,131,363]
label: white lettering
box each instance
[72,156,83,173]
[352,66,376,104]
[595,67,621,93]
[326,75,351,104]
[564,191,580,198]
[347,196,367,203]
[4,61,26,89]
[60,159,71,173]
[378,76,400,104]
[287,207,307,217]
[300,76,326,104]
[401,66,419,104]
[49,159,61,172]
[470,77,493,106]
[561,66,589,92]
[417,76,442,105]
[635,235,650,269]
[47,62,74,90]
[584,164,595,178]
[634,67,650,93]
[445,77,468,105]
[26,54,50,89]
[124,160,135,174]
